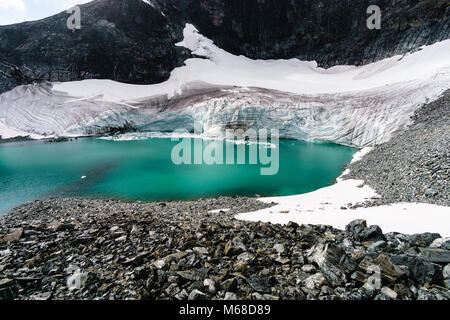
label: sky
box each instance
[0,0,93,25]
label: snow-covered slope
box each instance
[0,24,449,147]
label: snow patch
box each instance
[236,200,450,237]
[236,149,450,236]
[208,208,231,214]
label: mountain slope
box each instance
[0,0,190,94]
[175,0,449,65]
[0,0,448,94]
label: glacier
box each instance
[0,24,449,148]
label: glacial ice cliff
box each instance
[0,24,449,148]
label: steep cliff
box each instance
[177,0,449,65]
[0,0,448,93]
[0,0,189,94]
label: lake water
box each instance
[0,137,356,215]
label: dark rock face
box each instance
[183,0,449,66]
[0,0,449,94]
[0,0,190,93]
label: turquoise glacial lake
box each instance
[0,137,356,215]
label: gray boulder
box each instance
[390,254,443,285]
[307,243,357,287]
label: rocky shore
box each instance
[346,90,449,206]
[1,197,449,300]
[1,91,449,301]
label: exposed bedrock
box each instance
[0,79,447,147]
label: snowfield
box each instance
[236,149,450,237]
[0,24,449,147]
